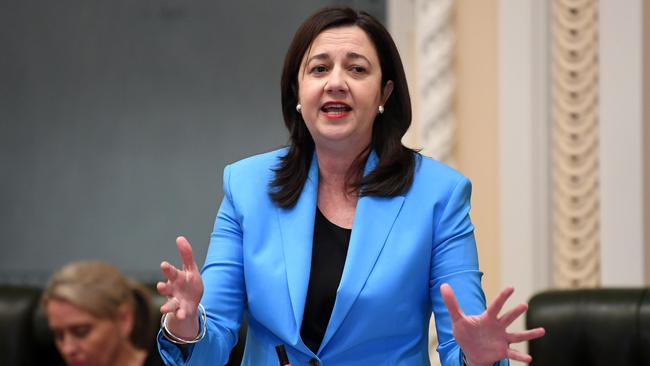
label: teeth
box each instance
[322,104,351,112]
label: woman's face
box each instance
[297,25,393,153]
[46,299,129,366]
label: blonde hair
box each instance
[42,261,153,349]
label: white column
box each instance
[498,0,551,362]
[390,0,456,165]
[413,0,456,164]
[598,0,645,286]
[388,0,418,149]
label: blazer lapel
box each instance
[319,152,406,351]
[276,152,319,334]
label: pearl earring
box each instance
[378,105,384,114]
[296,104,302,113]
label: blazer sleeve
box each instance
[158,164,247,365]
[429,177,508,366]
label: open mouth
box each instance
[321,102,352,117]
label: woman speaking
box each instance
[156,6,544,366]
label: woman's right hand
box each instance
[157,236,205,340]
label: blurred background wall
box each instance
[0,0,385,285]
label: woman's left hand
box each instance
[440,284,545,366]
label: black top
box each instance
[300,208,352,354]
[143,350,166,366]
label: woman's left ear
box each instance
[381,80,394,106]
[117,303,134,338]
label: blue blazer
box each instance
[159,148,508,366]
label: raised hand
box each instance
[440,284,545,366]
[157,236,205,339]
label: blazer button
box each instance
[308,358,320,366]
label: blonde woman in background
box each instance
[42,261,164,366]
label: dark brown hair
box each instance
[270,6,416,207]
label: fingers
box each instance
[156,281,173,297]
[507,327,546,343]
[176,306,188,320]
[499,302,528,327]
[176,236,197,271]
[506,348,533,363]
[160,297,181,314]
[160,261,179,282]
[487,286,514,318]
[440,283,464,322]
[160,236,197,282]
